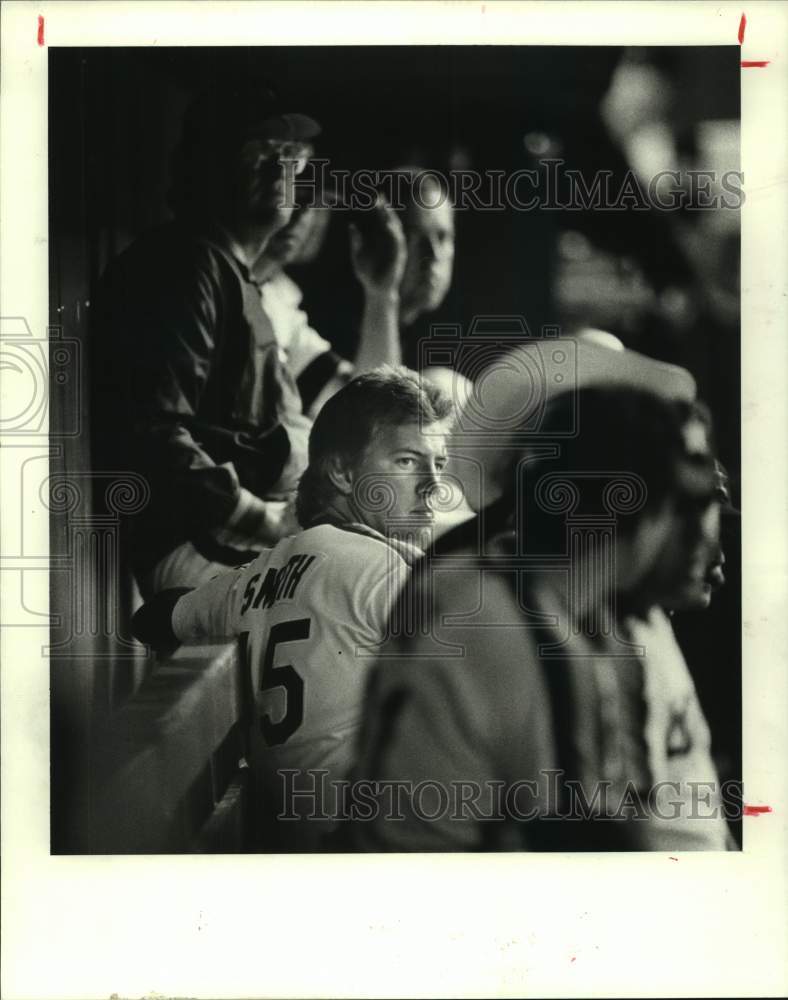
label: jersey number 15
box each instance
[239,618,310,745]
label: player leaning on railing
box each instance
[132,366,456,851]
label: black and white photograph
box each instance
[2,2,786,998]
[48,39,746,855]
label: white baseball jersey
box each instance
[260,272,333,378]
[171,522,415,850]
[259,271,353,419]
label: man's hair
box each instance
[296,366,454,527]
[391,165,451,212]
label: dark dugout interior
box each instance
[49,45,741,852]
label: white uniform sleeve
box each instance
[261,273,333,378]
[171,562,254,642]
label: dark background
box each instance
[49,45,741,851]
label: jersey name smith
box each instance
[240,553,316,614]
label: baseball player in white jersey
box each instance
[133,366,454,850]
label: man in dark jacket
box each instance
[92,86,321,595]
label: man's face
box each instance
[346,420,449,538]
[399,184,455,324]
[614,414,725,611]
[660,496,724,611]
[235,138,313,231]
[265,204,329,266]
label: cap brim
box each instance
[451,338,698,512]
[254,112,321,142]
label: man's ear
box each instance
[326,455,354,495]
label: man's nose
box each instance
[418,466,442,496]
[418,238,441,266]
[708,536,725,568]
[262,156,296,181]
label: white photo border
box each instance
[1,2,786,998]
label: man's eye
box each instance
[396,457,416,469]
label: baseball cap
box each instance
[451,334,699,511]
[180,84,321,154]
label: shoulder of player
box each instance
[116,225,243,309]
[413,541,516,607]
[399,552,536,680]
[302,523,411,573]
[231,526,408,615]
[369,564,547,759]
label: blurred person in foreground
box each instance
[581,332,740,834]
[132,366,454,851]
[669,457,742,843]
[92,84,320,596]
[346,338,735,852]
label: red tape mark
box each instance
[743,804,773,816]
[739,12,769,66]
[37,15,44,46]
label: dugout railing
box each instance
[88,641,254,853]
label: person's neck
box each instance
[251,254,283,285]
[219,219,279,269]
[321,496,358,527]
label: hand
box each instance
[266,495,302,540]
[349,195,407,297]
[212,490,301,548]
[131,588,193,651]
